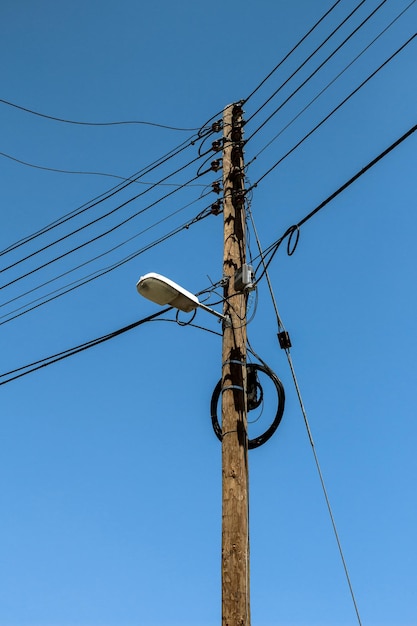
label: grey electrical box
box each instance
[234,264,255,291]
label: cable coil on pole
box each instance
[210,362,285,449]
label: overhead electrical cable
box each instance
[253,121,417,282]
[245,0,388,142]
[0,138,198,256]
[0,149,206,186]
[0,274,225,385]
[0,308,173,386]
[0,97,201,131]
[0,189,213,312]
[249,0,417,161]
[0,158,213,291]
[0,143,214,283]
[0,204,216,326]
[0,132,205,257]
[247,34,416,192]
[243,0,344,105]
[3,127,415,394]
[245,0,369,125]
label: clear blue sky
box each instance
[1,1,416,625]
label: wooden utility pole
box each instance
[221,102,250,626]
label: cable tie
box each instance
[221,385,244,393]
[222,359,246,367]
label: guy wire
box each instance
[246,203,363,626]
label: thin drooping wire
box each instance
[0,189,213,313]
[245,0,388,142]
[253,120,417,284]
[150,317,222,339]
[0,149,206,186]
[243,0,344,105]
[250,0,417,161]
[0,97,201,130]
[248,33,417,191]
[0,204,216,327]
[0,146,214,288]
[0,129,207,257]
[247,204,363,626]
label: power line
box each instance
[248,34,417,191]
[242,0,344,105]
[0,130,207,258]
[0,149,207,186]
[247,0,416,163]
[0,148,211,288]
[297,124,417,230]
[0,190,213,315]
[0,120,221,295]
[0,97,201,131]
[245,0,388,142]
[254,121,417,281]
[0,203,217,327]
[0,307,172,386]
[0,275,225,384]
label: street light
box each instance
[136,272,226,321]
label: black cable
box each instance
[0,149,206,186]
[0,97,201,130]
[5,118,414,387]
[247,0,417,162]
[153,317,222,338]
[245,0,388,142]
[0,276,226,384]
[0,190,213,312]
[0,130,205,258]
[210,361,285,449]
[0,204,216,327]
[254,121,417,281]
[297,124,417,230]
[0,307,173,386]
[0,147,215,288]
[248,33,417,191]
[242,0,344,106]
[196,107,225,138]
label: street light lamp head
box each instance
[136,272,200,313]
[136,272,227,321]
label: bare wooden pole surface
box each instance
[221,102,250,626]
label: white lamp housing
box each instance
[136,272,200,313]
[136,272,226,321]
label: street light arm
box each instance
[197,301,228,322]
